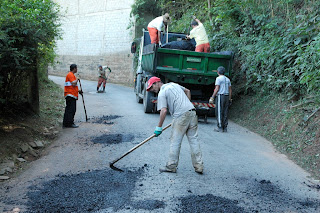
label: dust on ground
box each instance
[0,115,122,178]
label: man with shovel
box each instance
[147,77,204,174]
[63,64,83,128]
[147,13,170,46]
[186,17,210,52]
[97,65,111,92]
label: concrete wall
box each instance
[49,0,135,86]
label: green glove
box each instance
[154,126,163,137]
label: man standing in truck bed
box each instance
[147,13,170,45]
[186,18,210,52]
[147,77,204,174]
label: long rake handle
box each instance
[78,79,88,122]
[110,123,172,165]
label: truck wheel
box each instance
[135,74,143,103]
[136,94,143,103]
[143,89,154,113]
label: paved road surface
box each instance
[0,76,319,212]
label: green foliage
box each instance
[131,0,320,97]
[129,0,161,36]
[0,0,61,69]
[0,0,61,109]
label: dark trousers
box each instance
[215,94,229,129]
[63,96,77,127]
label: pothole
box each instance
[89,115,122,125]
[91,133,135,144]
[178,194,245,213]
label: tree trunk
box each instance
[207,0,213,25]
[28,68,40,114]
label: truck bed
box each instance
[142,44,232,85]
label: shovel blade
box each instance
[109,162,123,172]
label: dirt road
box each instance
[0,76,319,212]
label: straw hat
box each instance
[163,13,171,23]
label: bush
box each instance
[0,0,61,113]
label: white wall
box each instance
[50,0,135,85]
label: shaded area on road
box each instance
[92,133,135,145]
[23,168,165,212]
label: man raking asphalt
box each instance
[109,123,172,172]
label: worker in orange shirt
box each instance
[63,64,83,128]
[147,13,170,45]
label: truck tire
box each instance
[143,88,154,113]
[136,94,143,103]
[135,74,143,103]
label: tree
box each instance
[0,0,61,114]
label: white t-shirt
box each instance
[98,66,108,78]
[215,75,231,95]
[189,23,209,46]
[157,83,194,118]
[148,16,164,31]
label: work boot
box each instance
[159,166,176,173]
[71,124,79,128]
[63,124,79,128]
[195,169,203,175]
[214,127,222,132]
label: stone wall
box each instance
[50,0,135,86]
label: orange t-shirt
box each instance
[64,72,78,99]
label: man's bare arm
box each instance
[158,107,167,127]
[184,88,191,100]
[212,85,220,97]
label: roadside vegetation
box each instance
[0,0,63,167]
[0,0,61,113]
[130,0,320,179]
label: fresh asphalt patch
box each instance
[176,178,320,213]
[23,168,165,212]
[91,133,135,145]
[239,178,320,212]
[2,172,320,212]
[177,194,245,213]
[89,115,122,125]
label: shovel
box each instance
[109,123,172,172]
[98,67,112,92]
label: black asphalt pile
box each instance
[25,168,165,212]
[177,178,320,213]
[178,194,246,213]
[91,133,135,144]
[241,178,320,212]
[90,115,122,124]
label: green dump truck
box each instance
[133,30,233,118]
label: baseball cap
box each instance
[146,77,161,91]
